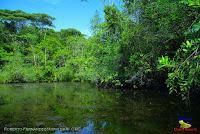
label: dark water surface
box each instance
[0,82,199,134]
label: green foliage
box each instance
[181,0,200,7]
[159,39,199,95]
[0,51,37,83]
[0,2,199,102]
[0,9,87,83]
[0,9,55,27]
[158,56,175,69]
[90,10,102,35]
[158,0,199,98]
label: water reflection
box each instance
[0,82,199,134]
[55,120,110,134]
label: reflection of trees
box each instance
[0,83,180,133]
[0,83,116,129]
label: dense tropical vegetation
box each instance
[0,0,199,100]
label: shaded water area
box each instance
[0,82,199,134]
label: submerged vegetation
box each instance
[0,0,199,99]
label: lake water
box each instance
[0,82,199,134]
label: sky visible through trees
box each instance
[0,0,199,101]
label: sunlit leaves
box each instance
[158,56,175,69]
[159,39,199,97]
[180,0,200,8]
